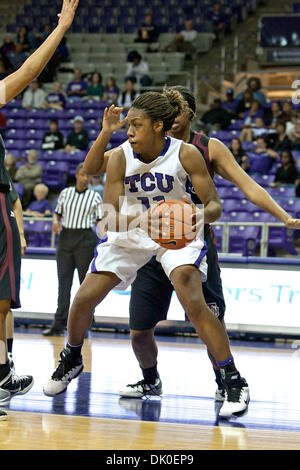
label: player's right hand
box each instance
[57,0,79,31]
[102,105,128,134]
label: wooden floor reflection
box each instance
[1,330,300,450]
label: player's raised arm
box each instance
[0,0,79,107]
[83,105,127,175]
[209,138,300,229]
[180,143,222,224]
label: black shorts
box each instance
[129,225,226,330]
[0,193,21,309]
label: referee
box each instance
[43,163,102,336]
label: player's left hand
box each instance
[285,217,300,229]
[20,235,27,256]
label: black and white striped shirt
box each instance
[55,187,102,229]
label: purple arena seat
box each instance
[26,129,45,140]
[214,175,235,188]
[5,139,26,150]
[7,118,27,129]
[40,150,65,161]
[7,108,27,118]
[5,129,26,139]
[23,220,53,248]
[42,160,69,190]
[25,118,48,130]
[248,154,274,174]
[211,224,223,252]
[63,150,86,175]
[25,139,41,150]
[217,186,244,199]
[228,225,260,256]
[226,211,253,222]
[13,183,25,199]
[267,186,296,199]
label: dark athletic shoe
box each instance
[119,377,162,398]
[43,347,83,396]
[0,371,34,406]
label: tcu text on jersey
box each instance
[125,172,175,193]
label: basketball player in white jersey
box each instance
[43,89,249,417]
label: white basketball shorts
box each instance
[88,233,208,290]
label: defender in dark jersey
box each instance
[0,0,79,416]
[82,87,300,418]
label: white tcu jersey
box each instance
[108,136,192,249]
[121,136,189,214]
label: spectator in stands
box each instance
[24,183,53,217]
[0,59,9,79]
[41,25,52,42]
[240,116,269,142]
[200,98,231,131]
[246,77,266,105]
[66,68,87,100]
[7,43,27,71]
[117,78,139,110]
[1,35,16,59]
[222,88,238,116]
[164,19,197,57]
[290,121,300,150]
[242,100,264,125]
[16,26,31,53]
[265,101,283,128]
[0,110,6,138]
[4,153,17,180]
[282,100,293,122]
[236,89,253,119]
[251,135,278,159]
[286,111,300,139]
[125,50,152,87]
[65,115,89,152]
[86,72,104,101]
[89,174,105,197]
[43,81,66,110]
[269,150,299,187]
[56,37,69,63]
[22,79,46,110]
[208,2,226,41]
[269,121,293,154]
[14,149,43,208]
[103,76,119,104]
[134,14,160,48]
[229,138,250,172]
[41,118,64,151]
[236,78,266,106]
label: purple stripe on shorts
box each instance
[90,235,108,273]
[194,240,208,268]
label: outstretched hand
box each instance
[285,217,300,230]
[57,0,79,31]
[102,105,128,134]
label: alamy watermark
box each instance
[291,80,300,105]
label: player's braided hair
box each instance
[131,88,188,131]
[168,85,196,117]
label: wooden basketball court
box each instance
[1,329,300,450]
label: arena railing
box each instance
[23,216,296,258]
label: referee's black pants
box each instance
[53,228,97,330]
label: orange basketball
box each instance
[151,200,196,250]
